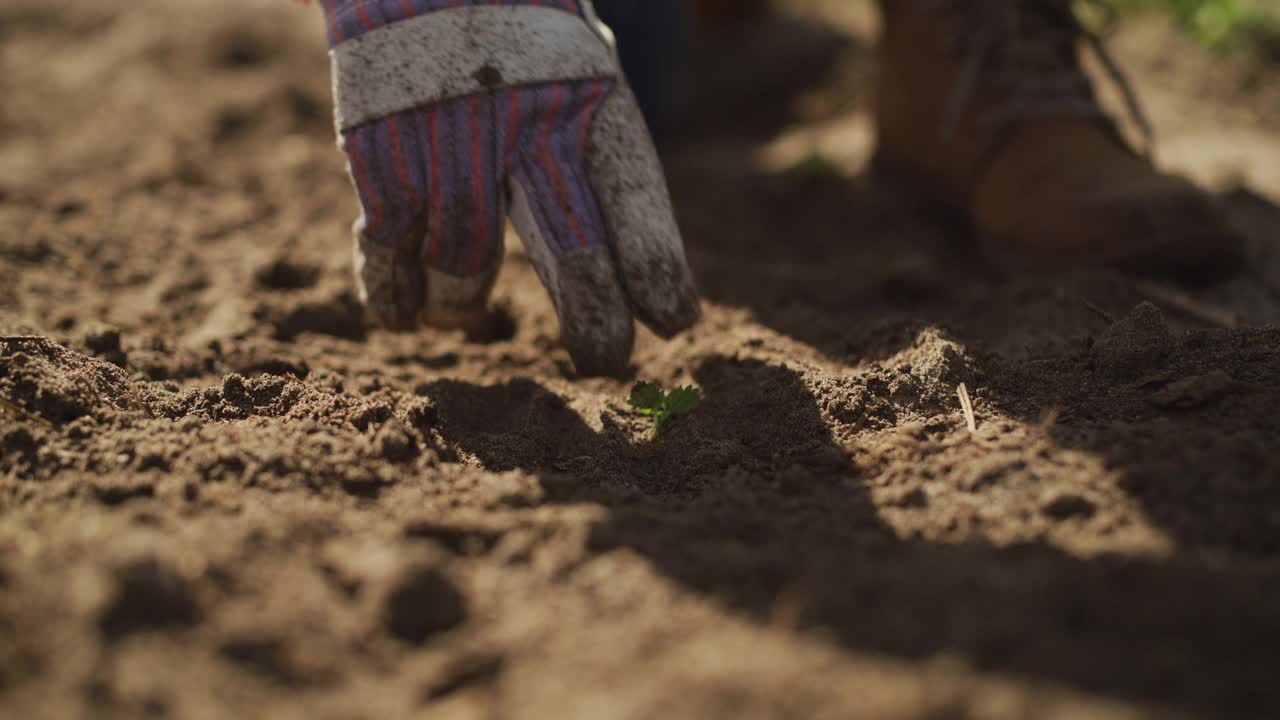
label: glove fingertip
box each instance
[554,247,636,378]
[353,230,424,332]
[419,266,501,330]
[582,79,701,341]
[564,333,634,378]
[629,259,702,339]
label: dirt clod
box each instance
[1149,369,1238,410]
[99,556,201,639]
[83,329,120,356]
[373,419,418,463]
[1093,302,1174,380]
[0,337,138,424]
[382,564,468,645]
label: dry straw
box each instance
[956,383,977,434]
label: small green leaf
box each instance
[664,387,702,418]
[628,382,665,414]
[628,382,702,437]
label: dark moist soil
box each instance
[3,2,1280,719]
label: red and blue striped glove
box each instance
[320,0,701,375]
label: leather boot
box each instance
[874,0,1245,279]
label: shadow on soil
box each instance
[427,8,1280,717]
[425,353,1280,717]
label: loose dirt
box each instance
[2,1,1280,718]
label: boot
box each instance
[874,0,1245,279]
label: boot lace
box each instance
[929,0,1153,156]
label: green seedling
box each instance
[788,152,843,181]
[1104,0,1280,51]
[627,381,701,436]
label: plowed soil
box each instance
[3,2,1280,719]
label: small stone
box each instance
[1093,302,1173,380]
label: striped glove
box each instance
[321,0,701,376]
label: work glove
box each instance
[320,0,701,376]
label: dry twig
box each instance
[957,383,977,434]
[1135,281,1239,328]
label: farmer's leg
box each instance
[592,0,688,138]
[592,0,766,139]
[875,0,1244,276]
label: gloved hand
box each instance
[320,0,701,376]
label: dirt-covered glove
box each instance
[320,0,701,376]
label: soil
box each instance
[3,2,1280,719]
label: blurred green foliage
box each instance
[1104,0,1280,52]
